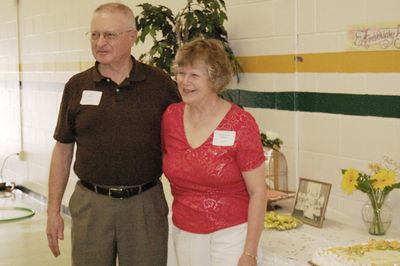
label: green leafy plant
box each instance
[135,0,241,77]
[261,131,283,150]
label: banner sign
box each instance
[347,22,400,50]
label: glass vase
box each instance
[361,200,392,235]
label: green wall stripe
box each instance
[220,90,400,118]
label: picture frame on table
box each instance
[292,177,332,228]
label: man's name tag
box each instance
[80,90,102,105]
[212,130,236,146]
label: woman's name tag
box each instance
[212,130,236,146]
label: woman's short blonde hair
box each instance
[172,38,233,93]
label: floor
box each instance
[0,189,72,266]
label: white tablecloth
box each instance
[261,199,400,265]
[167,198,400,266]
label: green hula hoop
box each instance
[0,207,36,222]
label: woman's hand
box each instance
[239,163,267,266]
[238,252,257,266]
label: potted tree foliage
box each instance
[134,0,241,78]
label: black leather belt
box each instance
[80,179,158,199]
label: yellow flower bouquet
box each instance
[341,157,400,235]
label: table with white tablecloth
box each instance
[166,196,400,266]
[260,199,400,265]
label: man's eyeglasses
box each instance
[85,30,134,41]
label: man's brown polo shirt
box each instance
[54,57,180,186]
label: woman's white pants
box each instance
[170,223,264,266]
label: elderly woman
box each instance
[162,38,267,266]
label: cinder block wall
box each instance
[227,0,400,225]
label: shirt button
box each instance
[106,78,110,82]
[116,88,120,92]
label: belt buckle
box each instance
[109,187,124,199]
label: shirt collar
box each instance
[91,56,146,83]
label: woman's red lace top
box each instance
[162,102,265,233]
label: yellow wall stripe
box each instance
[238,54,295,73]
[238,50,400,73]
[0,62,94,73]
[3,51,399,74]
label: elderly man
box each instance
[46,3,180,265]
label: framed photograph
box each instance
[292,178,332,228]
